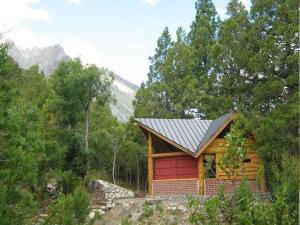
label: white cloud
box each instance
[0,0,51,48]
[7,27,51,48]
[67,0,84,5]
[142,0,160,6]
[0,0,50,28]
[62,37,104,66]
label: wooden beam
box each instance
[153,178,198,182]
[215,153,219,178]
[198,155,204,195]
[150,152,188,158]
[260,165,267,192]
[147,132,153,194]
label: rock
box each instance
[167,205,187,212]
[176,205,187,212]
[121,202,130,210]
[46,180,58,197]
[89,212,95,219]
[90,179,135,211]
[106,202,115,209]
[93,209,105,215]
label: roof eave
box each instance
[134,120,197,157]
[194,112,236,157]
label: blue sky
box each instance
[0,0,250,85]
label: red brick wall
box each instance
[205,178,259,195]
[152,179,199,195]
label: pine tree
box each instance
[189,0,223,118]
[214,0,254,112]
[134,27,174,118]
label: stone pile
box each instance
[89,180,135,219]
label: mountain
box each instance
[9,43,71,76]
[8,43,138,121]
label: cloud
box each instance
[62,37,104,66]
[0,0,50,28]
[0,0,51,48]
[67,0,84,5]
[142,0,160,6]
[7,27,51,49]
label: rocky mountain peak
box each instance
[8,43,138,121]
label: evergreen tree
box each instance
[214,0,253,113]
[134,27,175,118]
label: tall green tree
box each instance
[189,0,222,118]
[0,43,50,224]
[51,59,113,152]
[134,27,200,118]
[134,27,174,118]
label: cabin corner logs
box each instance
[143,131,266,196]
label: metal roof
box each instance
[135,111,234,155]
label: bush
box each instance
[45,186,90,225]
[188,180,297,225]
[56,170,81,194]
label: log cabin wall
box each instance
[203,138,262,180]
[202,138,265,195]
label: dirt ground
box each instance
[92,197,190,225]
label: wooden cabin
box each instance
[134,112,266,196]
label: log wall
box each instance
[203,138,263,180]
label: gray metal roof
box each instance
[135,112,234,155]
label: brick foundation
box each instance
[204,178,259,196]
[152,179,199,195]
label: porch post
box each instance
[198,155,204,195]
[260,165,267,192]
[147,133,153,194]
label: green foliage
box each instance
[56,171,81,195]
[188,180,296,225]
[45,186,90,225]
[139,202,154,220]
[219,126,247,178]
[84,169,110,187]
[121,216,133,225]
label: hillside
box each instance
[8,43,138,121]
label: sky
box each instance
[0,0,250,85]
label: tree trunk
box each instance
[112,149,116,184]
[136,153,140,189]
[84,109,89,151]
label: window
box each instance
[243,159,251,163]
[204,155,216,178]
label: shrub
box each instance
[188,180,297,225]
[45,186,90,225]
[56,170,81,194]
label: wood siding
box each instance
[203,138,262,180]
